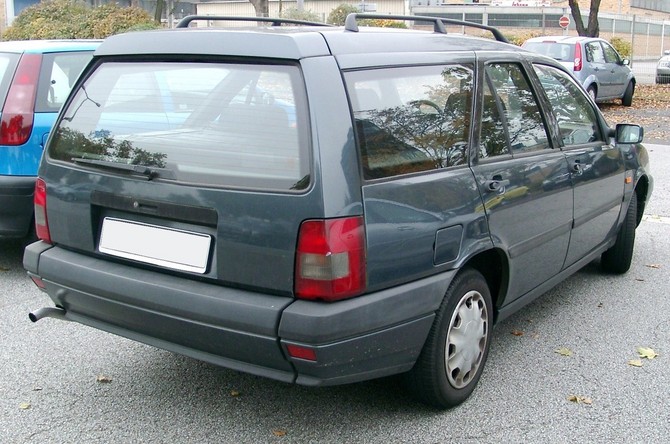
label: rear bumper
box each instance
[0,175,35,237]
[24,242,452,385]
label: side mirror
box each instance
[622,58,630,66]
[664,49,670,56]
[615,124,644,144]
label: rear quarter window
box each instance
[345,64,474,180]
[48,61,310,191]
[35,52,94,112]
[0,53,21,109]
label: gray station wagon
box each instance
[522,35,635,106]
[25,14,652,409]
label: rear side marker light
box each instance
[34,178,52,243]
[286,344,317,362]
[295,216,366,302]
[0,53,41,146]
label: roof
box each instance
[95,25,520,60]
[0,40,102,54]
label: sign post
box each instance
[559,15,571,35]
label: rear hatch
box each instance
[41,57,318,294]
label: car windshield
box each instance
[48,61,311,191]
[524,42,575,61]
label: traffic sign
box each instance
[559,15,571,29]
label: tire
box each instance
[622,81,634,107]
[601,192,637,274]
[406,268,493,409]
[587,85,597,102]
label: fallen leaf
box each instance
[635,278,645,282]
[628,359,643,367]
[511,329,524,337]
[33,387,43,391]
[230,390,240,397]
[555,347,573,357]
[19,402,31,410]
[567,395,592,405]
[96,375,112,383]
[637,347,658,360]
[645,264,661,269]
[272,430,287,437]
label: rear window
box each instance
[523,42,575,61]
[0,53,21,109]
[48,61,310,191]
[35,51,93,112]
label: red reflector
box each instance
[0,53,41,146]
[295,217,366,301]
[34,178,51,243]
[286,344,317,361]
[30,275,46,289]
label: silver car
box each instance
[523,35,635,106]
[657,50,670,84]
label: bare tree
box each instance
[249,0,269,17]
[568,0,601,37]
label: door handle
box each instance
[571,159,583,174]
[484,178,510,192]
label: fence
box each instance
[195,2,670,83]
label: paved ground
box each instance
[1,145,668,443]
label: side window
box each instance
[602,42,622,64]
[585,42,606,63]
[36,52,93,112]
[485,63,550,153]
[533,64,602,146]
[345,64,474,180]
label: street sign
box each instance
[559,15,571,29]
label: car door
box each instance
[601,41,629,97]
[532,64,625,267]
[584,41,611,96]
[470,60,573,303]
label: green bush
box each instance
[327,3,359,26]
[360,19,408,29]
[280,8,322,23]
[609,37,632,59]
[3,0,159,41]
[505,30,544,46]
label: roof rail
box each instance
[176,15,331,29]
[343,13,509,43]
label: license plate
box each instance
[99,217,211,274]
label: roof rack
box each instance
[343,13,509,43]
[176,15,331,29]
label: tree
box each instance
[327,3,358,25]
[568,0,601,37]
[249,0,269,17]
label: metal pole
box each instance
[630,15,636,68]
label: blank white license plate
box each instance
[99,217,211,274]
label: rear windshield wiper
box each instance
[72,158,176,180]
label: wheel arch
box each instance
[459,248,508,322]
[634,175,651,226]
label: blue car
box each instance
[0,40,100,238]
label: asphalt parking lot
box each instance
[1,144,669,443]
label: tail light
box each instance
[574,43,582,72]
[34,178,51,243]
[295,216,366,301]
[0,53,42,146]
